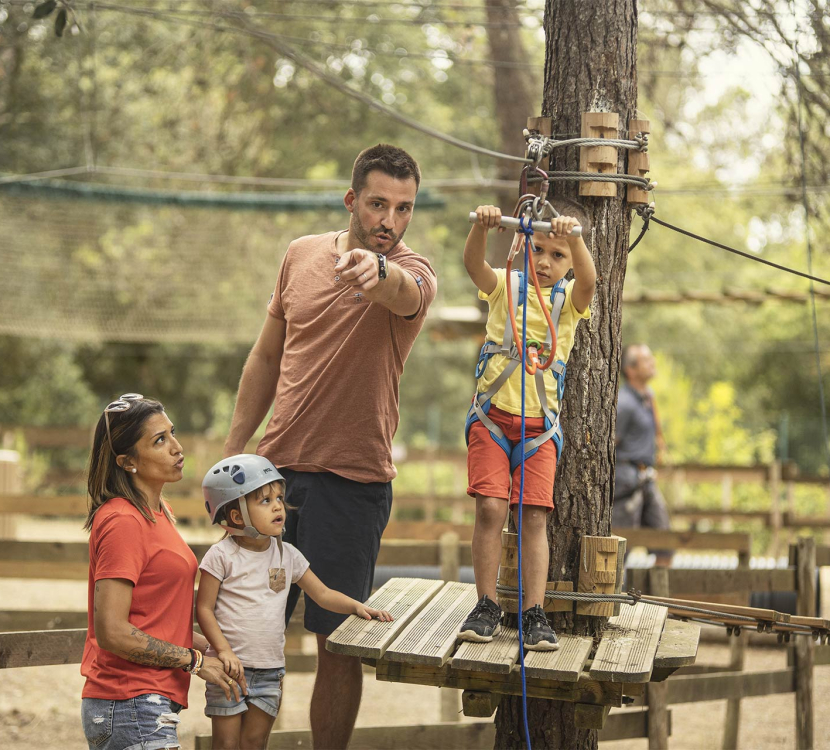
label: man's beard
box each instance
[352,211,404,253]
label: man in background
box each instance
[613,343,673,566]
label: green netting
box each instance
[0,188,417,344]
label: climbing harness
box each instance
[465,168,582,474]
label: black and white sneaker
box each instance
[522,605,560,651]
[458,595,503,642]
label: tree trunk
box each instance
[494,1,638,747]
[484,0,537,264]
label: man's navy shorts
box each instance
[280,468,392,636]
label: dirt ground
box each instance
[3,575,829,750]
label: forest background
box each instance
[1,0,829,522]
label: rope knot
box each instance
[518,216,534,236]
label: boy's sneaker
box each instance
[458,595,503,642]
[522,605,560,651]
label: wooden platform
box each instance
[327,578,699,721]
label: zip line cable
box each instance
[639,214,830,287]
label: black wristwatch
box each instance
[376,253,388,280]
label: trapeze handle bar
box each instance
[469,212,581,237]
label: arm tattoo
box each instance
[124,626,190,669]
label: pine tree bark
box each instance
[493,1,638,747]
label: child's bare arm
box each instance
[195,572,245,682]
[549,216,596,313]
[464,205,501,296]
[297,569,393,621]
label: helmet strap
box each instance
[218,498,285,549]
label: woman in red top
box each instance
[81,394,247,750]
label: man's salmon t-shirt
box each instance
[258,230,437,484]
[81,498,198,707]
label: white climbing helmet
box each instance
[202,454,285,539]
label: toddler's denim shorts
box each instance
[81,693,183,750]
[205,666,285,718]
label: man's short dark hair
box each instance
[351,144,421,195]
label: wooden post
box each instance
[0,450,21,540]
[626,119,650,204]
[770,461,782,557]
[721,473,734,533]
[722,549,749,749]
[439,532,460,583]
[794,537,815,750]
[647,567,670,750]
[579,112,619,197]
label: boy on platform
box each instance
[196,454,392,750]
[459,203,596,651]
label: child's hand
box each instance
[474,205,504,232]
[217,649,244,683]
[355,603,394,622]
[548,215,581,239]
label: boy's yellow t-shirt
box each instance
[477,268,591,417]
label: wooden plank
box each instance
[452,626,519,674]
[590,601,668,683]
[384,582,478,666]
[0,628,86,668]
[627,567,796,595]
[326,578,443,659]
[577,536,622,616]
[653,619,700,669]
[664,668,795,704]
[613,528,751,554]
[461,690,501,718]
[523,634,593,682]
[647,568,670,750]
[795,537,816,750]
[376,659,628,707]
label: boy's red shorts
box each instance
[467,404,557,510]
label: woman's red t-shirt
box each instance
[81,497,198,706]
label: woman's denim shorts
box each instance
[205,666,285,718]
[81,693,183,750]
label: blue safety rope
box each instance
[517,216,532,749]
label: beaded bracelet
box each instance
[181,648,197,673]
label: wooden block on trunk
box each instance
[627,118,651,204]
[577,535,625,616]
[461,690,502,718]
[580,111,619,197]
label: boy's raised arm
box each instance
[464,205,501,296]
